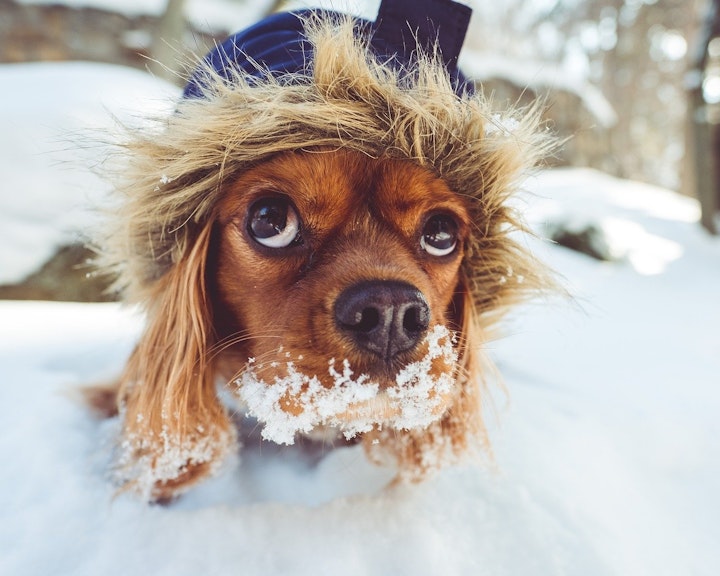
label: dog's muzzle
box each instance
[334,280,430,362]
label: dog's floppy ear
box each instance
[364,279,488,480]
[115,224,236,501]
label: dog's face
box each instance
[211,149,471,439]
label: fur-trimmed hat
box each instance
[101,0,552,327]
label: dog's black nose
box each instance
[334,280,430,361]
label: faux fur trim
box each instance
[98,13,554,327]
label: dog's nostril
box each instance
[352,307,380,333]
[334,280,430,361]
[402,303,429,334]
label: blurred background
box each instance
[2,6,718,572]
[0,0,718,299]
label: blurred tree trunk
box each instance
[149,0,187,82]
[687,0,719,234]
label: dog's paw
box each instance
[116,424,238,502]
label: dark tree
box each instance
[688,0,720,234]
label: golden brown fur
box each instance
[92,15,554,501]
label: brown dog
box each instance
[91,14,552,501]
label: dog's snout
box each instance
[334,280,430,361]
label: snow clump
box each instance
[235,325,458,445]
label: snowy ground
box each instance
[0,62,178,285]
[1,62,719,576]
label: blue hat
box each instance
[183,0,473,99]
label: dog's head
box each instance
[212,148,471,442]
[100,9,553,500]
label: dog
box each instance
[90,1,552,501]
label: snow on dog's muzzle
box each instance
[234,325,458,445]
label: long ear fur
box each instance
[115,224,236,501]
[363,283,489,480]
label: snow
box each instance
[532,168,701,274]
[283,0,382,21]
[17,0,169,16]
[459,51,618,128]
[0,62,178,285]
[237,325,457,444]
[18,0,292,34]
[184,0,276,34]
[1,61,719,576]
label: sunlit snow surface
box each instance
[0,62,179,285]
[1,62,719,576]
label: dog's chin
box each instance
[234,325,458,445]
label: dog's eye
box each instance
[420,214,458,257]
[247,197,301,248]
